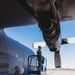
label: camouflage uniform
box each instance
[14,70,20,75]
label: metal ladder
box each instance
[27,55,47,75]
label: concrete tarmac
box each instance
[46,69,75,75]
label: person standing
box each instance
[37,46,42,71]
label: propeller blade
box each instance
[54,50,61,68]
[32,42,46,48]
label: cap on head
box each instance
[38,46,41,49]
[15,66,20,70]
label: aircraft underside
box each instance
[0,0,75,28]
[0,0,75,70]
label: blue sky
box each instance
[4,20,75,69]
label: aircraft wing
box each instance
[0,0,37,28]
[0,0,75,28]
[58,0,75,21]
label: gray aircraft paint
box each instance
[0,52,24,75]
[0,29,35,75]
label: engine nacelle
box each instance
[38,16,61,52]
